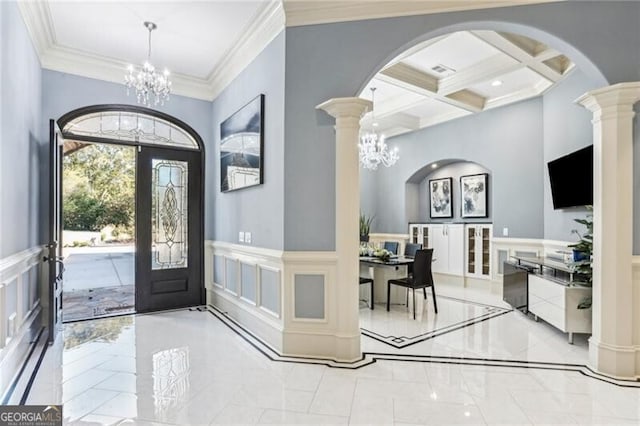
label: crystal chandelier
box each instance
[125,21,171,107]
[359,88,399,170]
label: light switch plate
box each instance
[239,231,245,243]
[502,227,509,237]
[245,232,252,244]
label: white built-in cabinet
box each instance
[430,224,464,275]
[409,223,492,279]
[408,223,464,276]
[465,224,492,280]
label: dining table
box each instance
[359,255,415,305]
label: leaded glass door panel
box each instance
[136,147,202,312]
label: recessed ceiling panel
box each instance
[469,67,550,98]
[404,31,501,76]
[49,1,265,79]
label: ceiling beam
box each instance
[380,63,438,93]
[437,54,519,95]
[470,30,563,82]
[379,63,485,112]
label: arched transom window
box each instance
[61,110,199,150]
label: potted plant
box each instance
[568,205,593,309]
[359,213,373,243]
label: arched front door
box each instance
[57,105,204,314]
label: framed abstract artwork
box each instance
[220,94,264,192]
[429,177,453,219]
[460,173,488,218]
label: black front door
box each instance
[135,146,202,312]
[48,120,64,342]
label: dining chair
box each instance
[359,277,374,310]
[383,241,399,255]
[404,243,422,257]
[403,242,422,277]
[387,248,438,319]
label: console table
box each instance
[509,255,592,344]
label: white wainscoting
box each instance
[0,246,44,401]
[206,241,349,360]
[205,241,284,351]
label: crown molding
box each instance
[282,0,560,28]
[16,0,55,59]
[17,0,285,102]
[205,1,285,101]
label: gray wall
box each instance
[365,98,544,237]
[40,70,212,246]
[0,2,42,258]
[417,163,490,224]
[209,32,285,250]
[543,69,600,242]
[285,1,640,250]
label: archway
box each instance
[321,21,615,367]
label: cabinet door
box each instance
[420,225,430,249]
[447,224,464,276]
[479,225,491,277]
[430,225,448,274]
[466,225,477,275]
[409,225,420,244]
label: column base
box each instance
[283,330,361,362]
[589,336,639,379]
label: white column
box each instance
[577,82,640,378]
[317,97,371,361]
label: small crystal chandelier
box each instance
[359,87,399,170]
[125,21,171,107]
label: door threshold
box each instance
[62,310,137,324]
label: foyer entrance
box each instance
[50,105,205,327]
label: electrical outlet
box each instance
[502,227,509,237]
[245,232,252,244]
[239,231,245,243]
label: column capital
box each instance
[316,97,372,121]
[576,82,640,114]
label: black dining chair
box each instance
[404,243,422,257]
[383,241,399,255]
[359,277,374,310]
[404,242,422,277]
[387,248,438,319]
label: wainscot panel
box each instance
[0,246,44,402]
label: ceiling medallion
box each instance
[124,21,171,107]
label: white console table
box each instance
[511,256,592,344]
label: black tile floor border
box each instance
[360,295,511,348]
[203,305,640,388]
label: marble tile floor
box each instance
[25,286,640,425]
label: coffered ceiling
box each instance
[18,0,561,104]
[360,30,574,138]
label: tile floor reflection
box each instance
[26,284,640,425]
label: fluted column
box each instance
[317,97,371,361]
[576,82,640,378]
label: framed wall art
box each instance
[429,177,453,219]
[460,173,488,218]
[220,94,264,192]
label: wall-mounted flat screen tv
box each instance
[547,145,593,209]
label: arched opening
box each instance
[355,24,603,361]
[53,105,205,322]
